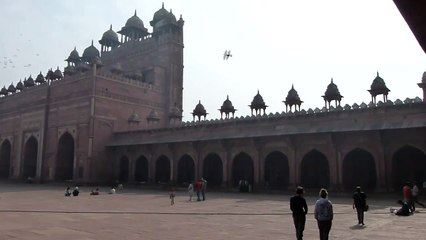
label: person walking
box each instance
[412,182,425,208]
[170,189,176,205]
[290,186,308,240]
[353,186,367,225]
[187,182,194,201]
[195,180,202,201]
[314,188,333,240]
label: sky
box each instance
[0,0,425,121]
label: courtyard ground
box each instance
[0,183,425,240]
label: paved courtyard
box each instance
[0,183,425,240]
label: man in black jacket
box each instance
[290,186,308,240]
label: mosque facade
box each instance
[0,4,425,192]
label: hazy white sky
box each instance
[1,0,425,121]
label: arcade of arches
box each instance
[112,143,426,192]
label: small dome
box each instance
[7,83,16,93]
[45,69,54,80]
[150,3,169,26]
[25,75,35,87]
[35,71,46,84]
[125,10,145,30]
[422,71,426,83]
[65,47,80,63]
[370,72,388,91]
[219,95,236,113]
[192,100,207,117]
[53,67,63,80]
[250,90,267,109]
[82,40,100,63]
[99,25,120,47]
[323,78,343,101]
[0,86,8,96]
[285,85,302,103]
[16,80,24,91]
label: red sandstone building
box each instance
[0,4,425,192]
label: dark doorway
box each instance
[55,132,74,181]
[203,153,223,186]
[392,146,426,191]
[177,154,195,184]
[232,152,254,187]
[0,140,11,179]
[155,155,170,183]
[23,136,38,179]
[119,156,129,182]
[343,148,377,191]
[134,156,149,182]
[301,149,330,189]
[264,151,289,189]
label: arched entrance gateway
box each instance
[134,156,149,182]
[55,132,75,181]
[264,151,289,189]
[118,156,129,182]
[392,146,426,191]
[203,153,223,187]
[343,148,377,191]
[232,152,254,187]
[0,140,12,179]
[177,154,195,184]
[23,136,38,179]
[301,149,330,189]
[155,155,171,183]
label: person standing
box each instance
[201,178,208,201]
[412,182,425,208]
[403,182,414,212]
[290,186,308,240]
[353,186,367,225]
[170,189,176,205]
[195,180,202,201]
[187,182,194,201]
[314,188,333,240]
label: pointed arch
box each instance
[118,156,129,182]
[177,154,195,184]
[203,153,223,187]
[0,140,12,179]
[343,148,377,191]
[55,132,75,181]
[23,136,38,179]
[301,149,330,189]
[232,152,254,187]
[264,151,289,189]
[155,155,170,183]
[134,155,149,182]
[392,145,426,191]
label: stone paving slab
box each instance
[0,183,425,240]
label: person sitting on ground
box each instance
[64,186,72,197]
[72,186,80,196]
[109,187,116,194]
[393,200,411,216]
[90,188,100,195]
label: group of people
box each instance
[290,186,367,240]
[393,181,425,216]
[64,186,80,196]
[290,187,335,240]
[187,178,207,202]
